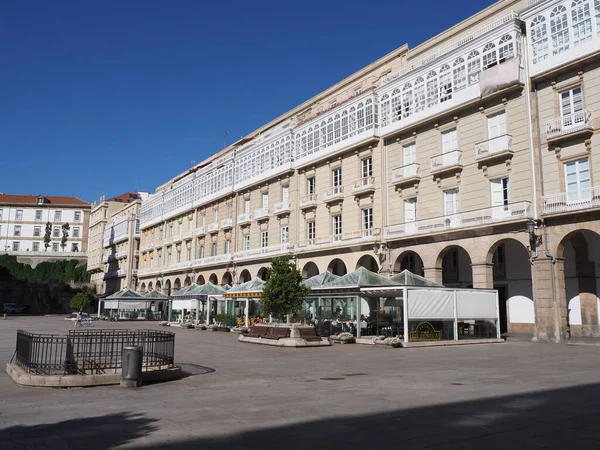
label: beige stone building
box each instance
[87,192,147,295]
[137,0,600,341]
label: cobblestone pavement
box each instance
[2,316,600,449]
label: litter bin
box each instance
[121,345,143,387]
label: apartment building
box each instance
[0,194,89,256]
[87,192,146,295]
[137,0,600,341]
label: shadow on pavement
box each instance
[141,382,600,450]
[0,412,157,449]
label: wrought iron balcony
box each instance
[324,186,344,203]
[234,243,294,261]
[546,110,593,142]
[384,201,532,239]
[274,201,292,215]
[353,177,375,194]
[254,208,269,221]
[299,194,318,209]
[430,150,463,175]
[542,186,600,215]
[237,213,252,225]
[221,218,233,230]
[391,163,420,186]
[475,134,513,163]
[296,228,380,251]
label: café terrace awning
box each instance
[169,283,202,299]
[143,289,170,300]
[170,282,227,300]
[302,271,340,288]
[104,289,150,309]
[309,267,397,296]
[389,270,444,287]
[223,278,265,298]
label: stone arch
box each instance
[222,271,233,286]
[436,245,473,287]
[184,276,192,287]
[173,278,181,293]
[164,279,171,296]
[196,274,205,285]
[208,273,218,285]
[327,258,347,276]
[485,237,533,335]
[140,282,146,293]
[557,229,600,337]
[148,281,153,291]
[257,267,269,281]
[239,269,251,283]
[393,250,425,276]
[356,254,379,272]
[302,262,319,279]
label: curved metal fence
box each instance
[15,329,175,375]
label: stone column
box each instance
[424,267,443,285]
[577,261,599,336]
[531,257,569,342]
[471,263,494,289]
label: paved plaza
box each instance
[1,317,600,449]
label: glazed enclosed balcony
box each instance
[237,213,252,225]
[274,201,292,215]
[384,201,532,239]
[524,0,600,78]
[546,111,593,143]
[194,226,206,236]
[352,177,375,195]
[324,186,344,203]
[378,13,523,138]
[296,229,381,251]
[542,187,600,216]
[234,243,294,262]
[299,194,318,209]
[221,218,233,230]
[430,150,463,175]
[294,92,379,168]
[475,134,513,163]
[208,222,219,234]
[254,208,269,221]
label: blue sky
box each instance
[1,0,493,203]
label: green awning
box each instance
[316,267,397,289]
[106,288,144,300]
[170,283,201,299]
[390,270,443,287]
[143,289,169,300]
[223,278,265,297]
[193,282,227,296]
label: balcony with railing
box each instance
[221,218,233,230]
[384,201,532,239]
[172,233,182,243]
[546,111,593,143]
[274,201,292,215]
[353,177,375,195]
[139,242,154,252]
[254,208,269,221]
[234,243,294,261]
[542,187,600,215]
[475,134,513,163]
[430,150,463,176]
[181,230,193,240]
[296,228,381,251]
[391,163,420,186]
[195,226,206,236]
[237,213,251,225]
[324,186,344,203]
[299,194,318,209]
[208,222,219,233]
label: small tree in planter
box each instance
[260,257,309,322]
[70,292,90,311]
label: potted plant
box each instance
[333,331,355,344]
[384,337,403,348]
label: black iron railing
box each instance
[15,329,175,375]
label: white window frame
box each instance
[281,226,289,245]
[15,210,23,220]
[361,208,373,234]
[74,211,81,222]
[332,215,342,240]
[307,221,316,243]
[35,210,42,221]
[403,143,416,165]
[13,225,21,237]
[32,242,40,252]
[565,158,591,203]
[261,231,269,248]
[361,157,373,178]
[243,235,250,252]
[282,186,289,203]
[332,167,342,187]
[54,211,62,221]
[13,242,20,251]
[307,177,316,195]
[73,227,80,238]
[33,226,41,237]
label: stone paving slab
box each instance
[1,316,600,449]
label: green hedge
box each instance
[0,254,90,283]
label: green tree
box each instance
[260,257,309,321]
[70,292,90,311]
[61,223,70,251]
[43,222,52,251]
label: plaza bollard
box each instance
[121,345,143,388]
